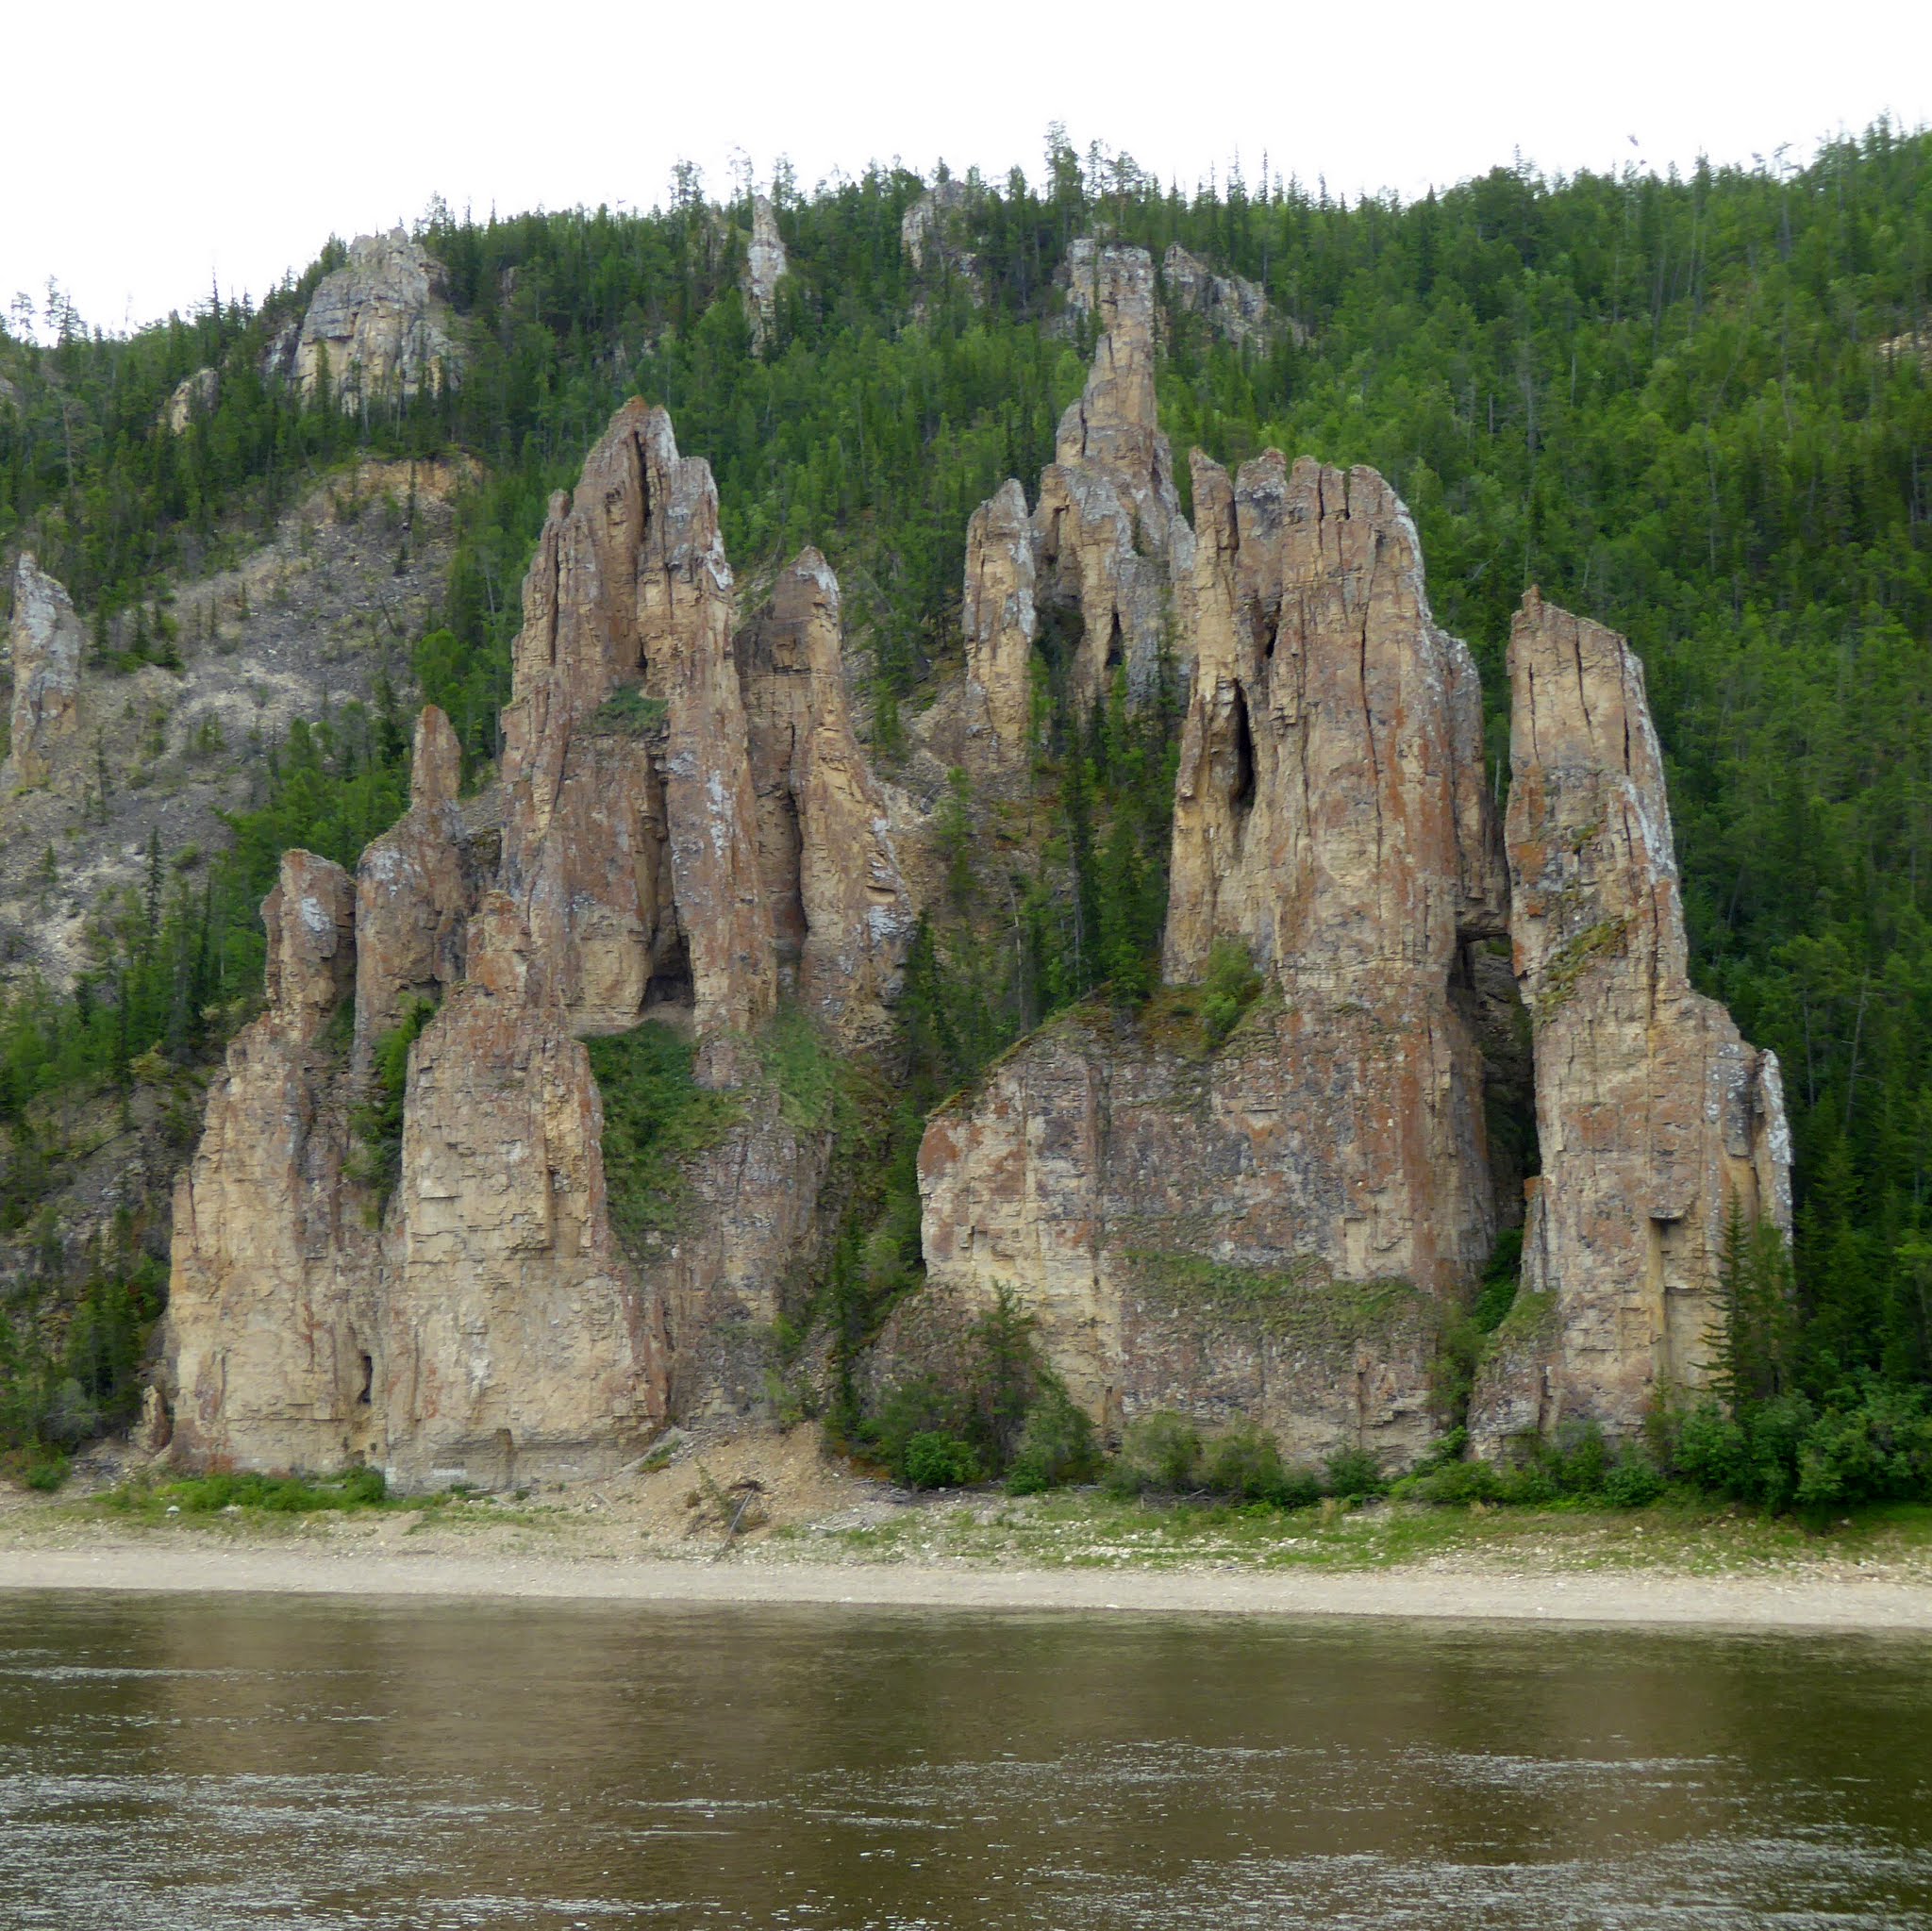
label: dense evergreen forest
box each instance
[2,125,1929,1495]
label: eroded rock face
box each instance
[735,550,914,1035]
[164,852,375,1473]
[5,555,83,788]
[277,230,459,407]
[1161,244,1301,349]
[163,366,219,434]
[952,242,1193,764]
[1469,592,1791,1451]
[378,892,661,1488]
[901,178,980,291]
[352,706,477,1073]
[1164,455,1506,980]
[742,196,789,352]
[500,398,774,1041]
[910,1003,1450,1464]
[959,478,1039,774]
[1036,243,1193,713]
[918,456,1509,1467]
[163,400,912,1486]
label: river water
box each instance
[1,1590,1928,1928]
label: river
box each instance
[2,1591,1928,1927]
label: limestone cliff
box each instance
[741,196,789,352]
[5,554,83,789]
[958,479,1040,778]
[914,456,1508,1467]
[1160,244,1302,349]
[268,229,459,407]
[735,549,914,1037]
[1468,592,1791,1451]
[352,706,477,1074]
[162,398,914,1486]
[165,853,374,1473]
[900,179,981,293]
[500,398,774,1042]
[163,366,219,434]
[949,242,1194,788]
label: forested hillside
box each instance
[1,124,1928,1468]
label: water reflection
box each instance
[2,1592,1928,1928]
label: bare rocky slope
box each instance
[135,238,1790,1488]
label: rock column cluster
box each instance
[163,400,912,1484]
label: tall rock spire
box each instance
[5,554,83,789]
[1470,591,1792,1451]
[499,398,774,1042]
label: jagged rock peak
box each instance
[1053,242,1163,491]
[273,229,459,408]
[1470,590,1792,1451]
[1026,242,1194,719]
[959,478,1039,769]
[742,196,789,351]
[735,549,915,1035]
[500,398,771,1041]
[1164,453,1505,985]
[5,553,83,788]
[261,850,357,1042]
[352,706,476,1072]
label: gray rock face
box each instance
[919,454,1509,1473]
[5,554,84,788]
[901,179,981,293]
[1468,591,1792,1453]
[735,549,915,1038]
[499,398,774,1042]
[273,229,459,408]
[742,196,789,352]
[1161,244,1302,348]
[163,366,219,433]
[954,242,1195,789]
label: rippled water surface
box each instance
[2,1590,1929,1928]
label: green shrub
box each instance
[1473,1226,1523,1332]
[348,997,438,1207]
[1322,1446,1388,1499]
[1106,1411,1204,1495]
[1202,1421,1287,1502]
[1200,939,1263,1048]
[22,1451,69,1492]
[903,1432,981,1490]
[1603,1455,1666,1507]
[1006,1386,1100,1494]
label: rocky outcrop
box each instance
[5,554,84,788]
[917,455,1509,1468]
[164,852,374,1473]
[1469,592,1791,1452]
[1161,244,1301,349]
[272,230,459,407]
[1035,243,1193,714]
[164,399,915,1486]
[500,398,774,1042]
[951,242,1194,779]
[741,196,789,352]
[163,366,219,433]
[378,891,661,1488]
[901,178,981,293]
[1164,454,1505,979]
[735,550,914,1035]
[959,479,1040,774]
[352,705,477,1072]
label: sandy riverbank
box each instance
[6,1423,1931,1632]
[5,1540,1932,1632]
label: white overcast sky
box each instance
[6,0,1930,335]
